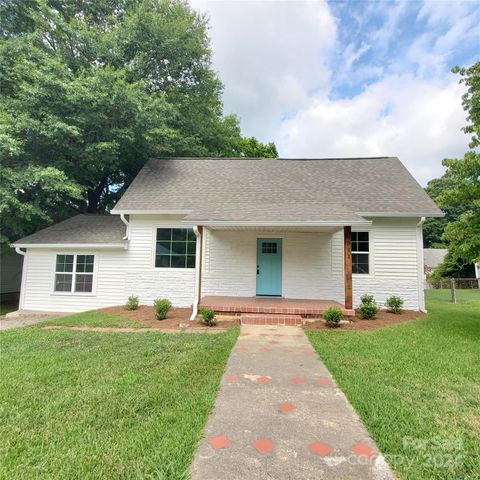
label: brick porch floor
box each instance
[201,296,355,317]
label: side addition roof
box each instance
[13,215,126,248]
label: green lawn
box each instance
[306,289,480,480]
[0,326,238,479]
[41,310,149,328]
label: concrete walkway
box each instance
[191,324,395,480]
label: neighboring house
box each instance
[423,248,448,276]
[0,249,23,304]
[12,157,443,317]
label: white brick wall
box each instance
[202,229,345,302]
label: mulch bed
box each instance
[100,305,240,331]
[304,309,425,331]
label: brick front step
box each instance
[241,314,303,326]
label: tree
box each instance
[0,166,82,254]
[436,62,480,264]
[0,0,276,247]
[423,172,473,248]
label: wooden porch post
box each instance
[344,226,353,310]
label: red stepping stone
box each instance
[237,347,249,352]
[209,435,231,449]
[259,347,270,352]
[283,348,293,352]
[226,375,237,382]
[309,440,333,457]
[270,340,279,344]
[257,376,271,384]
[318,378,332,386]
[252,437,275,454]
[290,377,304,384]
[278,402,295,413]
[352,443,378,459]
[303,349,315,355]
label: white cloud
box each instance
[190,0,474,185]
[279,74,469,185]
[191,0,336,139]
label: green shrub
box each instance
[360,293,375,305]
[360,302,379,319]
[125,295,139,311]
[323,307,343,328]
[154,298,172,320]
[385,296,404,314]
[200,306,216,326]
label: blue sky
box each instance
[190,0,479,184]
[329,1,479,98]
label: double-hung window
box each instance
[54,254,95,293]
[352,232,370,274]
[155,228,196,268]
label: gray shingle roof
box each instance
[423,248,448,269]
[13,215,126,245]
[112,157,443,221]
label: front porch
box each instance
[201,295,355,317]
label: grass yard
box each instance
[41,310,149,328]
[0,326,238,479]
[307,289,480,480]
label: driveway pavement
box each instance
[0,311,68,330]
[191,324,395,480]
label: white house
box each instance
[13,157,443,319]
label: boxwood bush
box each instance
[323,306,343,328]
[359,293,379,319]
[125,294,139,311]
[385,296,404,314]
[200,306,216,326]
[154,298,172,320]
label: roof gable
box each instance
[112,157,443,221]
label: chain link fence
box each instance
[425,277,480,303]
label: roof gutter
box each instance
[356,211,445,218]
[11,243,128,249]
[111,209,193,215]
[120,213,130,240]
[194,220,372,227]
[15,246,26,256]
[190,226,203,321]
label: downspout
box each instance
[416,217,426,312]
[190,226,203,321]
[14,247,27,310]
[120,213,130,240]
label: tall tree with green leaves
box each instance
[0,0,277,252]
[436,62,480,264]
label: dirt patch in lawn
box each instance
[304,309,425,331]
[100,305,240,331]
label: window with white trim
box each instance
[54,254,95,293]
[352,232,369,274]
[155,228,196,268]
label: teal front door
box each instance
[256,238,282,296]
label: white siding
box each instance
[22,248,127,312]
[352,218,423,309]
